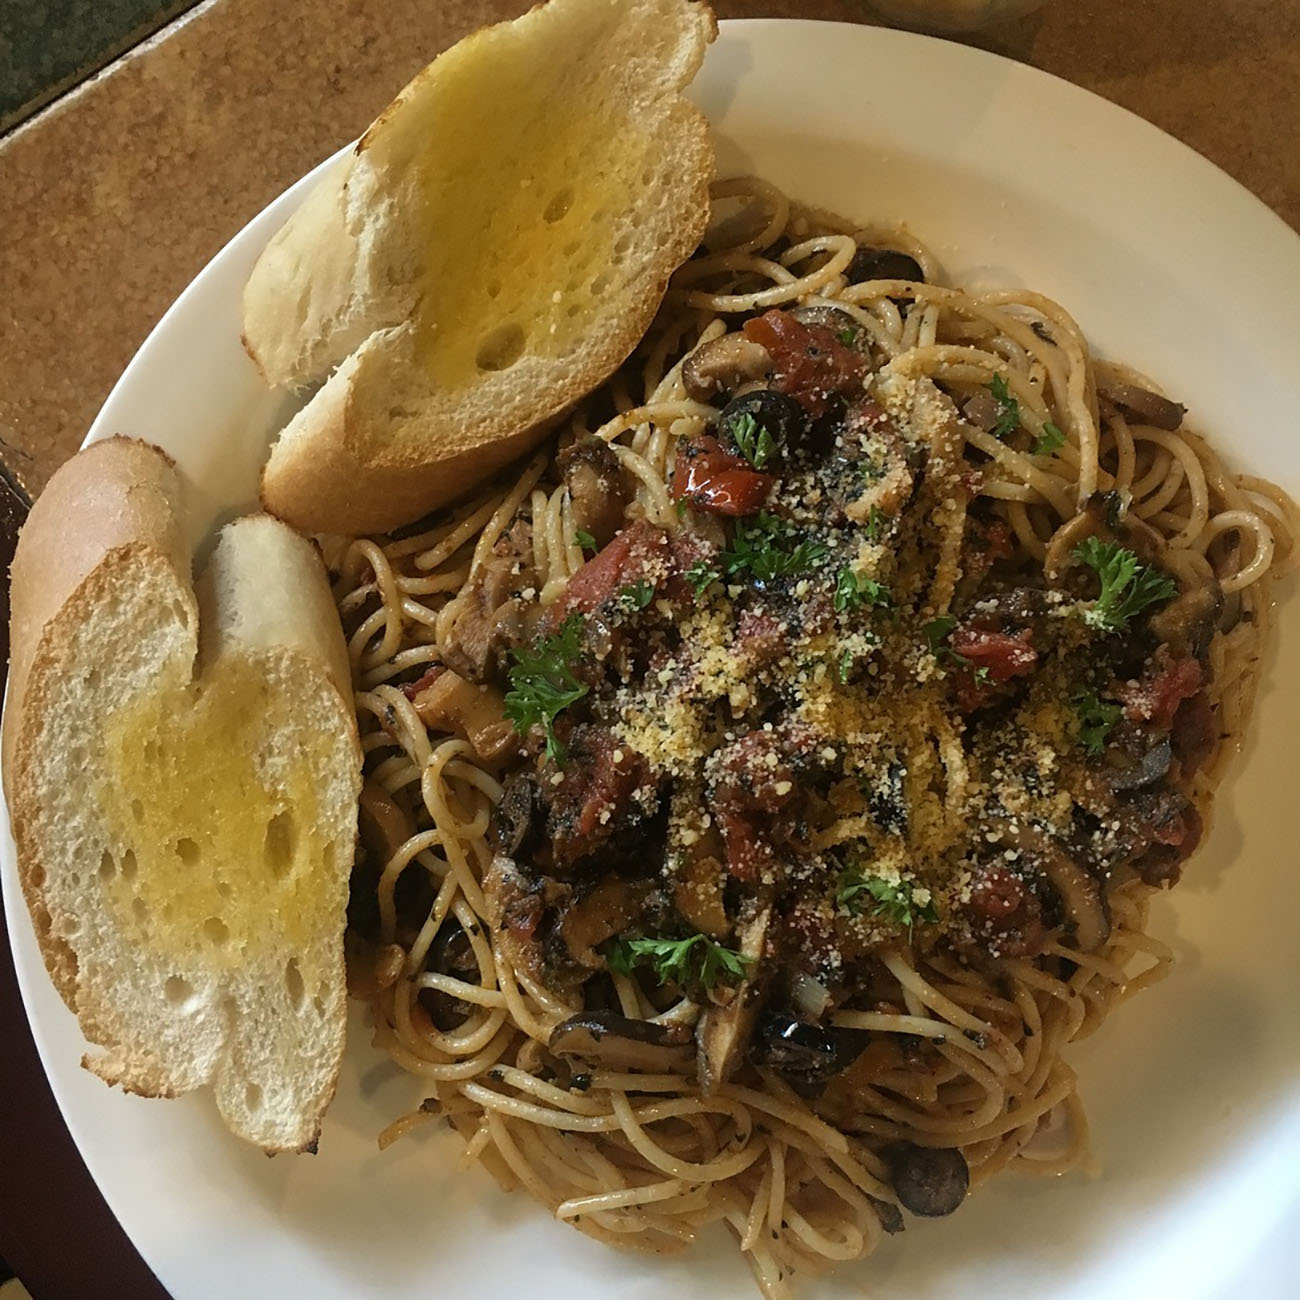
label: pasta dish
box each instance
[333,178,1295,1296]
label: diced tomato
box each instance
[1171,690,1216,777]
[742,310,867,416]
[716,806,775,883]
[672,434,775,516]
[547,726,653,865]
[1119,648,1202,731]
[950,627,1038,683]
[1136,803,1203,887]
[961,861,1047,959]
[734,609,787,671]
[548,521,671,628]
[714,728,798,812]
[966,864,1027,921]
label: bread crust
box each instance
[4,437,191,790]
[2,438,361,1152]
[245,0,718,536]
[5,439,193,1005]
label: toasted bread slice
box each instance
[242,0,717,535]
[3,437,362,1152]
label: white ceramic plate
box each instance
[6,19,1300,1300]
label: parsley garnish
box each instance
[503,616,588,763]
[725,410,779,471]
[837,646,857,684]
[604,933,753,990]
[837,869,938,932]
[989,374,1020,440]
[833,567,893,614]
[684,559,719,596]
[923,614,986,679]
[923,615,957,652]
[721,511,829,585]
[675,498,689,519]
[574,529,597,553]
[1033,421,1065,455]
[837,327,858,346]
[864,505,890,543]
[1073,689,1123,756]
[617,579,655,613]
[1073,537,1178,634]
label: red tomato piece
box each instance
[950,627,1038,683]
[742,310,867,416]
[672,434,775,516]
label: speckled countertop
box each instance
[0,0,1297,500]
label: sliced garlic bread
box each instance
[243,0,717,535]
[3,437,362,1152]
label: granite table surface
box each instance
[0,1,1297,1297]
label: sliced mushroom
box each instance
[1108,737,1173,792]
[1149,581,1223,661]
[682,333,772,402]
[549,1012,695,1072]
[1100,381,1186,431]
[748,1010,868,1094]
[558,439,629,549]
[556,876,650,968]
[410,668,518,763]
[790,304,860,335]
[868,1196,905,1235]
[345,936,406,998]
[441,516,535,682]
[358,781,413,867]
[483,855,546,985]
[846,247,926,285]
[961,388,1002,433]
[887,1144,969,1217]
[420,919,480,1030]
[1044,492,1165,581]
[696,907,771,1094]
[1036,841,1110,952]
[489,771,545,859]
[995,822,1110,953]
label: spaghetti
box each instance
[332,178,1295,1297]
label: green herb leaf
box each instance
[1073,537,1178,634]
[989,374,1020,440]
[503,616,589,763]
[676,498,690,519]
[864,505,890,543]
[574,528,597,553]
[617,579,656,613]
[837,327,858,346]
[603,933,753,990]
[923,615,957,652]
[923,614,981,676]
[721,511,829,585]
[725,409,779,471]
[1072,688,1123,756]
[837,869,938,932]
[838,646,856,684]
[684,559,720,597]
[1033,421,1065,456]
[833,567,893,614]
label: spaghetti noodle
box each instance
[332,178,1295,1297]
